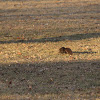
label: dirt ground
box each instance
[0,0,100,99]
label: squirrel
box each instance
[59,47,73,55]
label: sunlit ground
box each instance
[0,0,100,99]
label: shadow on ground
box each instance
[0,60,99,99]
[73,51,97,54]
[0,33,100,44]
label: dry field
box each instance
[0,0,100,99]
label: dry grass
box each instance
[0,37,100,64]
[0,61,100,100]
[0,0,100,99]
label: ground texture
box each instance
[0,0,100,99]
